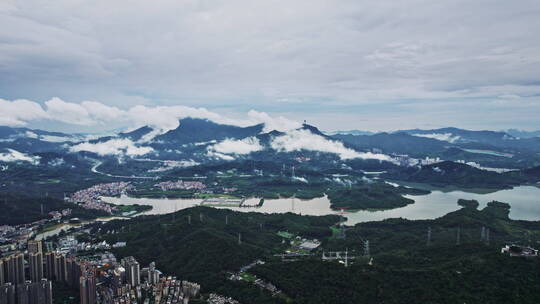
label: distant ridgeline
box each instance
[384,160,530,189]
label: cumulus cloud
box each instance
[25,131,38,139]
[270,129,395,161]
[293,176,308,183]
[206,137,263,160]
[0,97,303,138]
[245,111,302,132]
[0,98,49,126]
[0,149,40,164]
[412,133,461,143]
[2,0,540,133]
[70,138,154,156]
[207,151,235,161]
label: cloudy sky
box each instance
[1,0,539,132]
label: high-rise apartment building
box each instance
[44,252,55,281]
[27,240,42,255]
[4,253,25,285]
[15,279,52,304]
[121,257,140,287]
[29,252,44,282]
[79,274,97,304]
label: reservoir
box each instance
[102,185,540,225]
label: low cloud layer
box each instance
[271,129,395,161]
[207,137,263,156]
[0,97,300,135]
[412,133,461,143]
[0,149,40,164]
[70,138,154,156]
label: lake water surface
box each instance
[102,185,540,225]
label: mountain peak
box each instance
[300,123,326,136]
[153,117,264,145]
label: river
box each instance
[101,185,540,225]
[35,216,128,240]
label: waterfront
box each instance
[35,216,128,240]
[101,186,540,225]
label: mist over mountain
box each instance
[503,129,540,139]
[2,116,540,174]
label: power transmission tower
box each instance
[225,215,229,225]
[363,240,370,258]
[427,226,432,247]
[238,233,242,245]
[188,215,191,225]
[481,226,486,241]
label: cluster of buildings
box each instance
[392,155,443,167]
[222,187,238,194]
[288,237,321,253]
[0,240,53,303]
[94,255,201,303]
[47,209,72,221]
[66,182,133,214]
[294,157,311,163]
[501,244,539,257]
[0,207,78,251]
[154,180,206,191]
[55,235,122,255]
[1,238,203,304]
[207,293,240,304]
[1,223,45,250]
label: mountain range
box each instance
[1,119,540,172]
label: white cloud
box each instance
[69,138,154,156]
[207,151,235,161]
[206,137,263,160]
[412,133,461,143]
[246,110,302,132]
[48,158,65,166]
[25,131,38,139]
[0,98,49,126]
[44,97,124,126]
[0,97,303,137]
[270,129,395,161]
[39,135,78,143]
[0,149,40,164]
[1,1,540,131]
[293,176,308,183]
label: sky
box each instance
[1,0,540,133]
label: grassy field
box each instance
[277,231,294,239]
[240,272,257,282]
